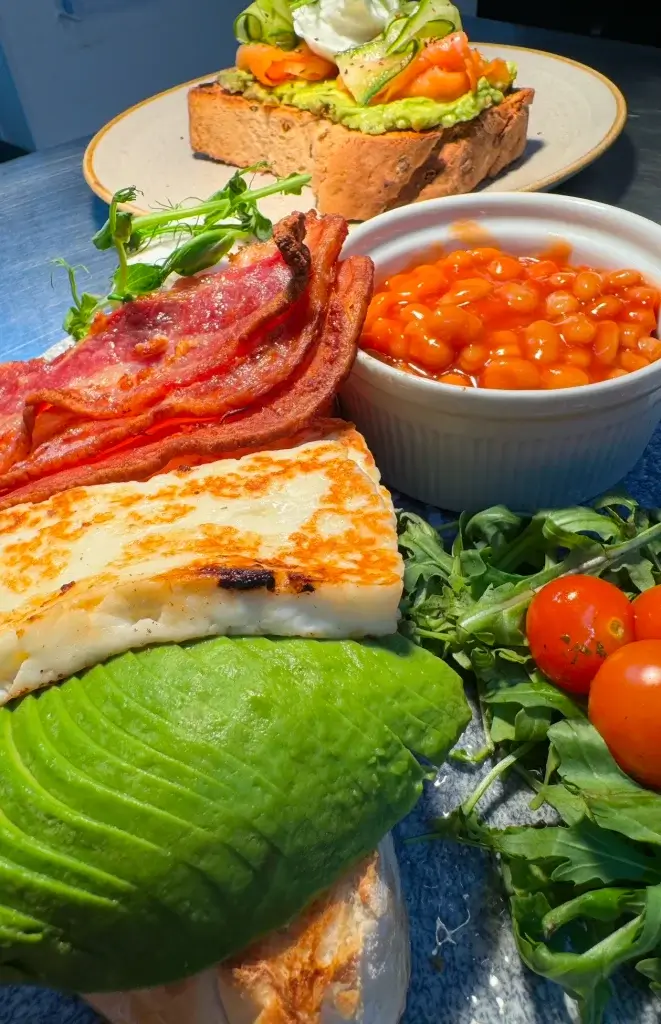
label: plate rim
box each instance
[83,42,628,214]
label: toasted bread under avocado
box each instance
[189,82,534,221]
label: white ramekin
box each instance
[341,193,661,512]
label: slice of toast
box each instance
[189,81,534,221]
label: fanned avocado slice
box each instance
[336,0,462,106]
[0,634,469,993]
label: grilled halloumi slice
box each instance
[0,422,403,706]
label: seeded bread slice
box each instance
[189,82,534,222]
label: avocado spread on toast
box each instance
[218,65,517,136]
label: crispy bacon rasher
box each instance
[0,213,373,510]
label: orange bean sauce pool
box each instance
[361,246,661,389]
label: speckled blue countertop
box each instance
[2,14,661,1023]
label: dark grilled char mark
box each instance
[197,567,317,594]
[199,567,277,592]
[289,573,316,594]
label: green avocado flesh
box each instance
[0,634,469,993]
[218,67,515,135]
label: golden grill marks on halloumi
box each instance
[0,422,403,706]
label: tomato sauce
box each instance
[360,246,661,389]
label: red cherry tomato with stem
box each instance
[589,639,661,790]
[526,575,635,695]
[632,585,661,640]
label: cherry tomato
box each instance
[589,640,661,790]
[526,575,635,695]
[632,585,661,640]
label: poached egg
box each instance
[293,0,401,61]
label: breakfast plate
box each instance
[84,44,627,220]
[2,177,660,1024]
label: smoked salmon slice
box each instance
[237,42,336,87]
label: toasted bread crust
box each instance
[189,82,534,221]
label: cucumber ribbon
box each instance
[234,0,462,58]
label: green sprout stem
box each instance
[458,522,661,638]
[462,741,535,817]
[133,174,310,237]
[114,237,130,296]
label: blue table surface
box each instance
[2,13,661,1024]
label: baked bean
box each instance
[440,278,493,304]
[399,303,433,323]
[366,318,401,352]
[524,321,562,363]
[589,296,623,320]
[619,323,646,349]
[468,247,502,263]
[489,334,522,357]
[545,290,580,318]
[558,315,597,345]
[526,259,559,280]
[488,256,523,280]
[565,348,592,368]
[482,358,541,390]
[548,271,576,289]
[406,325,452,369]
[541,366,590,389]
[385,273,417,297]
[445,250,474,274]
[638,336,661,361]
[366,291,403,321]
[624,307,658,332]
[593,321,620,365]
[620,351,649,372]
[412,264,449,297]
[487,329,520,350]
[432,305,483,343]
[458,343,490,373]
[605,269,642,290]
[497,282,540,314]
[386,334,410,361]
[625,286,660,307]
[492,345,522,358]
[573,271,603,301]
[438,371,475,386]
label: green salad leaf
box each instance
[637,956,661,994]
[0,634,469,992]
[435,814,661,888]
[511,883,661,1023]
[550,719,661,847]
[486,677,583,718]
[399,495,661,1022]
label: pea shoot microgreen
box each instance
[56,169,310,340]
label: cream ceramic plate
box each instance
[84,43,626,220]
